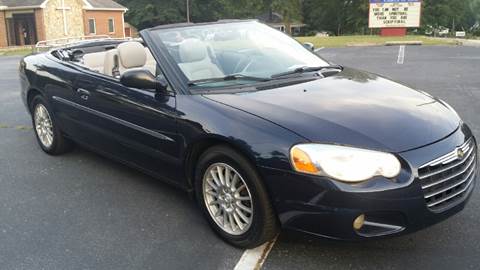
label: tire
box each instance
[195,145,279,248]
[30,95,72,155]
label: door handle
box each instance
[77,88,90,101]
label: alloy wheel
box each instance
[202,163,254,235]
[34,104,54,148]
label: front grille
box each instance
[418,139,477,212]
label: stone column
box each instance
[0,11,8,47]
[34,9,46,42]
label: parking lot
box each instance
[0,45,479,269]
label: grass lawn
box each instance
[0,48,34,57]
[296,35,459,48]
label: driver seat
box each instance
[178,39,223,81]
[117,41,148,75]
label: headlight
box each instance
[290,144,401,183]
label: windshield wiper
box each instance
[188,74,270,86]
[271,65,343,79]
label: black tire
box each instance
[195,145,279,248]
[30,95,73,155]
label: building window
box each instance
[108,18,115,33]
[88,18,96,34]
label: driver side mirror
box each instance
[120,69,167,93]
[303,42,315,52]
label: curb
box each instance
[385,41,423,46]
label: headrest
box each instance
[179,39,208,63]
[117,41,147,68]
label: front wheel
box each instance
[195,145,279,248]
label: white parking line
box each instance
[233,236,278,270]
[314,47,325,53]
[397,45,405,64]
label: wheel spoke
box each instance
[209,200,220,206]
[205,189,217,197]
[236,202,252,214]
[236,184,246,193]
[225,167,231,187]
[230,174,239,191]
[228,213,236,231]
[217,166,225,186]
[222,210,228,225]
[235,208,250,223]
[210,170,221,187]
[206,179,219,191]
[233,212,244,230]
[235,195,250,201]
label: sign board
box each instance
[455,31,466,37]
[369,0,422,28]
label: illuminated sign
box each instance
[369,0,422,28]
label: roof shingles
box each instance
[0,0,45,7]
[0,0,126,9]
[86,0,126,9]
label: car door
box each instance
[71,71,184,185]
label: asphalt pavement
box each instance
[0,45,479,270]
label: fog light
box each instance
[353,214,365,230]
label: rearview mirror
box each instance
[120,69,167,92]
[303,42,315,52]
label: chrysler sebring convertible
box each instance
[19,20,477,248]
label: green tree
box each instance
[421,0,475,33]
[118,0,480,36]
[302,0,368,35]
[270,0,302,34]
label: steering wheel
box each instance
[232,47,267,74]
[232,52,257,74]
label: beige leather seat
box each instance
[83,51,106,73]
[144,48,157,75]
[178,39,224,81]
[104,41,153,78]
[103,49,119,77]
[117,41,148,75]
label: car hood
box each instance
[204,68,461,153]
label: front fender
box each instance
[176,94,308,171]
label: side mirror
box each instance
[303,42,315,52]
[120,69,167,92]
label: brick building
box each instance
[0,0,127,47]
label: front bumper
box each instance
[260,124,477,240]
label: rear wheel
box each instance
[30,95,72,155]
[195,145,279,248]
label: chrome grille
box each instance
[418,139,477,212]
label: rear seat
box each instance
[83,43,158,78]
[103,49,120,77]
[83,51,107,73]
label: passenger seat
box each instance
[144,48,157,75]
[178,39,224,81]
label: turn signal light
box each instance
[291,147,319,174]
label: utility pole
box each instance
[186,0,190,23]
[452,17,455,37]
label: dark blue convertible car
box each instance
[19,20,477,248]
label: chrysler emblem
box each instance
[457,148,465,159]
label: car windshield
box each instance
[148,21,329,89]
